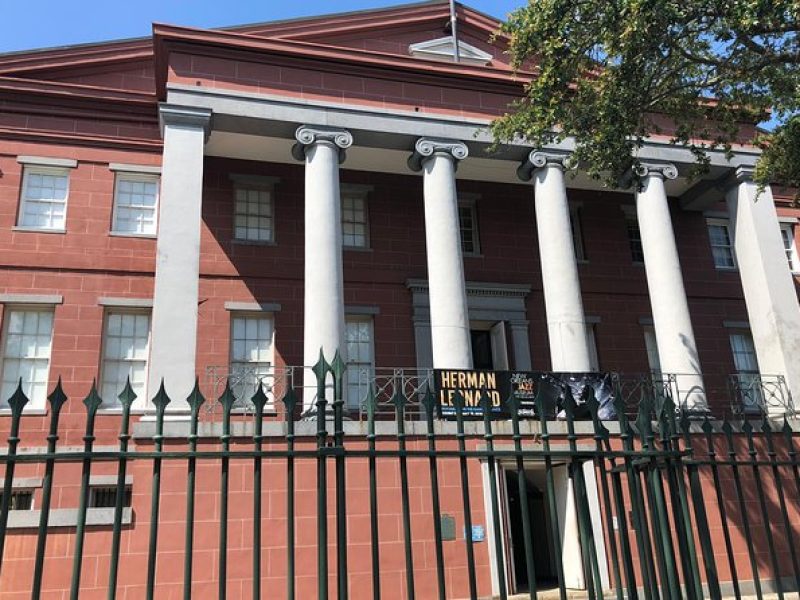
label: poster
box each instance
[434,369,616,420]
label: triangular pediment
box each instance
[408,36,493,65]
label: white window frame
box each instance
[99,309,151,408]
[706,218,737,270]
[344,315,375,410]
[570,204,587,262]
[111,173,160,237]
[229,313,276,407]
[231,175,278,244]
[585,322,599,371]
[458,198,481,256]
[0,306,55,410]
[341,184,371,249]
[780,223,800,273]
[642,325,662,377]
[17,166,70,232]
[728,329,762,412]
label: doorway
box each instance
[504,470,558,591]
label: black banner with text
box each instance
[434,369,616,420]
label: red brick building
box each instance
[0,2,799,598]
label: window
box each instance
[230,315,274,403]
[626,215,644,263]
[89,485,132,508]
[342,192,369,248]
[571,205,587,261]
[585,323,599,371]
[458,201,480,255]
[18,168,69,230]
[234,186,274,243]
[100,311,150,405]
[345,317,374,409]
[707,219,736,269]
[780,223,799,272]
[0,490,34,510]
[0,308,54,409]
[729,331,761,412]
[643,326,662,376]
[112,175,158,235]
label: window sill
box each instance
[232,239,276,247]
[576,259,590,265]
[5,507,132,529]
[109,231,157,239]
[343,245,372,253]
[462,252,484,259]
[714,266,739,272]
[0,408,48,417]
[12,226,66,235]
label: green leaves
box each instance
[493,0,799,188]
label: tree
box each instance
[492,0,800,194]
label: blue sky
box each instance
[0,0,523,54]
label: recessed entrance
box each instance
[484,460,609,597]
[504,470,558,591]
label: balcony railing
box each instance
[204,365,795,420]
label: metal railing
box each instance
[1,356,799,599]
[205,365,795,420]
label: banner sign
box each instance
[434,369,616,420]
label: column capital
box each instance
[731,165,757,183]
[158,103,212,141]
[291,125,353,163]
[634,162,679,180]
[408,137,468,172]
[517,149,574,181]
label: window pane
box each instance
[344,318,374,408]
[233,187,273,242]
[113,176,158,235]
[229,315,274,402]
[1,309,54,407]
[101,312,150,404]
[458,204,478,254]
[341,193,368,248]
[708,222,736,268]
[20,170,69,230]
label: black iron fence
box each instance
[0,353,799,599]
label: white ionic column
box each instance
[292,125,352,410]
[634,163,706,409]
[148,104,212,407]
[726,168,800,413]
[519,150,591,372]
[409,138,472,369]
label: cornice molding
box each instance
[517,149,573,181]
[406,278,531,299]
[291,125,353,163]
[407,137,468,172]
[158,103,212,140]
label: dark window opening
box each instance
[470,330,493,370]
[89,486,132,508]
[0,490,34,510]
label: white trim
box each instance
[97,297,154,308]
[778,216,799,224]
[706,217,737,270]
[344,305,380,315]
[779,222,800,273]
[17,165,71,231]
[108,163,161,175]
[224,301,281,313]
[111,171,160,236]
[723,320,750,329]
[17,156,77,168]
[0,294,63,305]
[408,36,493,66]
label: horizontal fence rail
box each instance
[0,355,799,599]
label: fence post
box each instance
[32,378,68,600]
